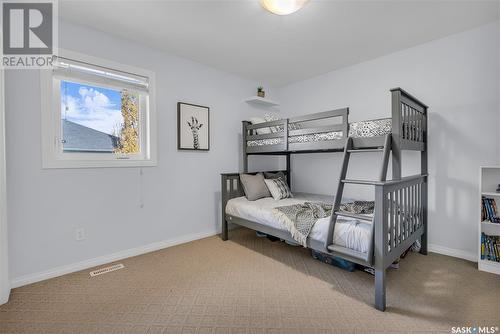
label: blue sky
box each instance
[61,80,123,135]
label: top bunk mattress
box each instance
[247,118,391,147]
[225,193,372,254]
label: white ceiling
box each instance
[60,0,500,86]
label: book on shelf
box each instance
[481,197,500,223]
[481,233,500,262]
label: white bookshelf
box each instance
[479,166,500,275]
[482,192,500,197]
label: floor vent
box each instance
[89,263,125,277]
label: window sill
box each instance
[42,158,157,169]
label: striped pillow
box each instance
[264,178,293,200]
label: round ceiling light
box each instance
[260,0,309,15]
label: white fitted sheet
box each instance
[225,193,372,253]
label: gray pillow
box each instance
[239,173,271,201]
[264,171,286,181]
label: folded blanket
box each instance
[273,201,375,247]
[340,201,374,215]
[274,202,332,247]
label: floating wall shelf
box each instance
[244,96,280,107]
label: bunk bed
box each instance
[221,88,428,311]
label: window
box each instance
[41,50,156,168]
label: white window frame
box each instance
[41,49,157,168]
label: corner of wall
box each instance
[497,21,500,163]
[0,69,10,305]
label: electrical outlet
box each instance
[75,228,86,241]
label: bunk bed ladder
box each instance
[326,134,392,263]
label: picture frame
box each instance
[177,102,210,151]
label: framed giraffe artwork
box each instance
[177,102,210,151]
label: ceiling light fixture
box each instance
[260,0,309,15]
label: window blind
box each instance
[53,57,149,93]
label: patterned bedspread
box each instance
[247,119,392,147]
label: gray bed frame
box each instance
[221,88,428,311]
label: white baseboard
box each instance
[428,243,476,262]
[0,289,9,305]
[11,229,217,289]
[10,233,478,289]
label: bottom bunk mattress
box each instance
[225,193,372,254]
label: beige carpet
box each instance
[1,228,499,334]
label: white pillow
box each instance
[248,116,271,135]
[264,178,293,200]
[263,113,301,132]
[263,113,281,133]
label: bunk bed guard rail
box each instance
[243,108,349,154]
[372,175,427,268]
[323,174,426,266]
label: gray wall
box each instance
[5,21,278,281]
[278,22,500,259]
